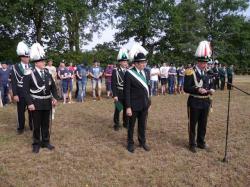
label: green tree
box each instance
[158,0,205,65]
[200,0,248,60]
[92,42,118,66]
[57,0,114,52]
[114,0,174,57]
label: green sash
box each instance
[18,63,25,75]
[131,68,147,84]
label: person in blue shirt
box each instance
[76,61,89,102]
[0,61,11,106]
[168,63,177,94]
[89,60,103,100]
[58,62,74,104]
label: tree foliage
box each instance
[0,0,249,72]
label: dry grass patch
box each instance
[0,76,249,187]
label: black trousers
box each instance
[113,98,129,127]
[16,97,32,131]
[220,77,225,90]
[188,107,209,147]
[31,110,50,145]
[128,108,148,146]
[227,76,233,90]
[214,77,220,90]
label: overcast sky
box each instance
[82,5,250,51]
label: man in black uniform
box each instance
[124,44,151,153]
[219,63,226,90]
[11,41,33,134]
[111,48,129,131]
[206,62,214,89]
[184,40,215,153]
[212,60,220,90]
[23,43,58,153]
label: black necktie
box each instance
[139,71,144,77]
[40,70,45,80]
[25,64,28,70]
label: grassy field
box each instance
[0,76,249,187]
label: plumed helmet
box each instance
[16,41,30,57]
[195,40,212,62]
[30,43,46,62]
[129,43,148,62]
[117,48,129,62]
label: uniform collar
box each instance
[135,67,146,77]
[120,66,126,72]
[35,67,44,76]
[21,62,29,69]
[195,65,204,75]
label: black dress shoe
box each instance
[114,125,120,131]
[41,143,55,150]
[189,146,197,153]
[32,145,40,153]
[123,123,128,129]
[17,130,24,135]
[197,144,208,149]
[127,144,135,153]
[140,144,150,151]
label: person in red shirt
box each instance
[104,64,114,98]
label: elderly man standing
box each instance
[124,44,151,153]
[111,48,129,131]
[184,40,215,153]
[23,43,58,153]
[11,41,33,134]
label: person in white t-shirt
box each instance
[159,63,170,95]
[150,64,160,96]
[46,59,57,81]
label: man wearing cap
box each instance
[124,44,151,153]
[184,40,215,153]
[11,41,33,134]
[23,43,58,153]
[111,48,129,131]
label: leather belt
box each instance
[31,94,52,99]
[190,94,210,99]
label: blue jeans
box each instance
[168,77,175,94]
[77,79,87,101]
[150,80,158,96]
[0,83,9,105]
